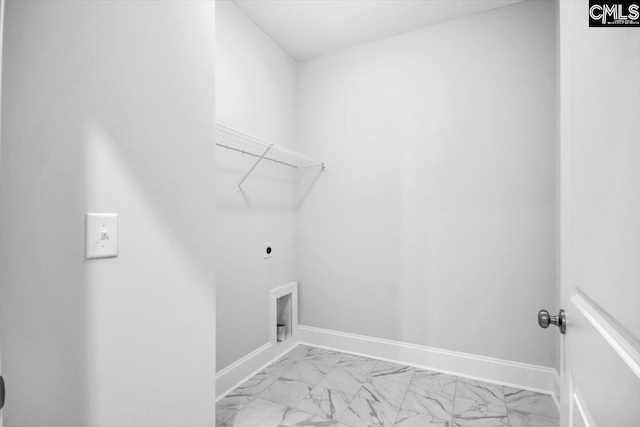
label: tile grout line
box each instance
[220,345,559,427]
[391,366,416,426]
[503,385,512,427]
[451,376,459,426]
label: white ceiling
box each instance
[232,0,524,61]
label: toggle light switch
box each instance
[86,213,118,259]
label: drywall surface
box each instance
[215,1,298,370]
[0,2,216,426]
[296,0,556,368]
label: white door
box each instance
[559,0,640,426]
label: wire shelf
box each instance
[215,124,326,192]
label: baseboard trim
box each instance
[298,325,559,399]
[216,340,299,400]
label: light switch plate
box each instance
[86,213,118,259]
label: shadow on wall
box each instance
[215,145,324,211]
[81,116,217,423]
[0,1,217,425]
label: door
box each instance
[559,0,640,426]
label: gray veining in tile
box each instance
[504,387,558,419]
[296,385,354,420]
[338,396,399,427]
[288,345,315,361]
[410,369,458,397]
[333,354,378,382]
[455,378,506,409]
[394,409,452,427]
[453,396,508,427]
[369,360,415,385]
[216,395,253,423]
[282,360,334,386]
[263,355,300,377]
[400,387,453,422]
[231,372,279,399]
[217,345,559,427]
[507,410,559,427]
[279,408,338,426]
[318,367,367,395]
[260,378,314,408]
[226,398,289,427]
[303,347,344,367]
[453,417,509,427]
[357,376,409,408]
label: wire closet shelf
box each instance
[215,124,326,193]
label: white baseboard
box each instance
[298,325,560,400]
[215,325,561,406]
[216,340,299,400]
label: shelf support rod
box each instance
[236,144,273,193]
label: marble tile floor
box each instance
[216,345,559,427]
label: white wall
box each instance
[296,0,557,368]
[215,1,298,370]
[0,2,216,426]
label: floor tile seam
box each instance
[275,378,316,410]
[291,367,338,418]
[506,407,560,422]
[390,371,414,426]
[282,406,333,426]
[450,376,459,426]
[406,383,457,402]
[507,402,556,416]
[368,373,415,387]
[501,384,511,427]
[218,393,261,423]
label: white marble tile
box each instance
[260,378,314,408]
[216,395,253,423]
[504,387,558,419]
[333,355,378,382]
[369,361,415,385]
[508,410,559,427]
[282,360,334,386]
[279,408,338,426]
[303,348,344,367]
[318,367,367,395]
[453,418,509,427]
[231,372,279,398]
[296,385,354,420]
[410,370,457,397]
[453,396,508,427]
[226,398,289,427]
[454,379,505,409]
[357,376,409,408]
[263,356,299,377]
[394,409,452,427]
[336,354,377,367]
[401,388,453,421]
[304,346,338,356]
[338,396,399,427]
[287,345,315,361]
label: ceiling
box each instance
[232,0,524,61]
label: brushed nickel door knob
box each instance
[538,309,566,334]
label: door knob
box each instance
[0,375,5,410]
[538,309,566,334]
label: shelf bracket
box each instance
[237,144,273,193]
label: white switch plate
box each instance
[86,213,118,259]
